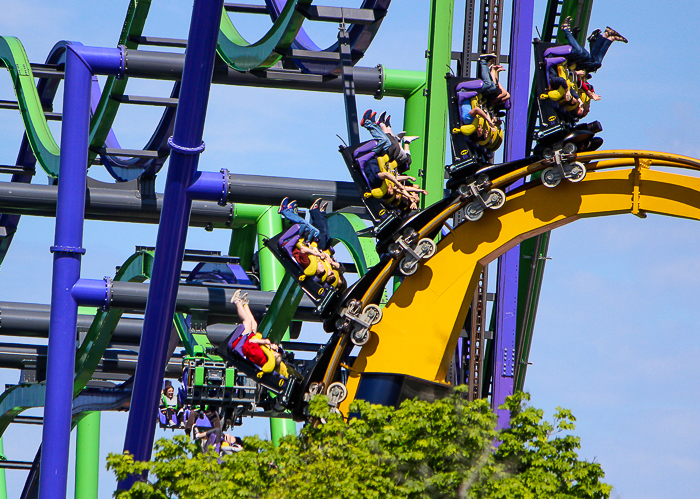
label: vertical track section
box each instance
[478,0,504,57]
[467,267,488,400]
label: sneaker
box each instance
[320,201,328,212]
[289,200,298,214]
[278,196,289,214]
[241,293,249,306]
[361,109,376,126]
[604,26,628,43]
[310,197,322,211]
[403,136,420,145]
[385,115,391,128]
[479,53,497,62]
[396,131,407,139]
[587,28,601,44]
[230,289,241,305]
[560,15,572,31]
[571,26,581,37]
[378,111,387,124]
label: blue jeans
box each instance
[280,208,319,241]
[477,60,498,95]
[563,29,612,71]
[309,208,330,250]
[362,121,391,155]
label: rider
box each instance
[560,16,627,72]
[227,289,290,378]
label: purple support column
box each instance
[492,0,534,430]
[38,44,123,499]
[120,0,225,486]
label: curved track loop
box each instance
[0,37,61,176]
[328,211,381,275]
[217,0,311,71]
[0,0,177,181]
[0,250,190,438]
[325,150,700,411]
[266,0,391,75]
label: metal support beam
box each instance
[491,0,534,430]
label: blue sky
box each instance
[0,1,699,498]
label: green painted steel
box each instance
[514,0,595,388]
[0,36,60,177]
[382,67,428,183]
[258,273,304,344]
[217,0,311,71]
[382,68,426,98]
[555,0,595,43]
[402,89,429,194]
[256,208,297,443]
[420,0,454,207]
[327,212,380,276]
[87,0,153,165]
[514,232,550,390]
[0,250,190,438]
[229,224,257,271]
[74,411,100,499]
[0,1,154,177]
[0,439,6,499]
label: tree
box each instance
[108,388,611,499]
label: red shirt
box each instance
[242,337,268,366]
[292,247,310,266]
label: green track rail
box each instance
[217,0,312,71]
[0,249,193,438]
[0,37,60,176]
[513,0,595,388]
[0,0,154,177]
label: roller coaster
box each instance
[0,0,694,498]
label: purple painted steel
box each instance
[185,169,228,204]
[71,278,109,308]
[38,45,123,499]
[120,0,225,487]
[492,0,534,431]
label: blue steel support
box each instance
[491,0,534,430]
[38,44,123,499]
[120,0,225,486]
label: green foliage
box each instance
[108,389,610,499]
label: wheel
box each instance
[416,238,437,259]
[562,142,577,154]
[399,256,419,275]
[457,183,470,197]
[326,382,348,405]
[402,227,416,239]
[464,201,484,221]
[362,304,383,325]
[542,148,554,160]
[485,189,506,210]
[541,167,561,188]
[566,161,586,183]
[351,327,371,346]
[387,243,401,257]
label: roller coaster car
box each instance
[445,157,535,222]
[263,225,343,316]
[290,331,348,422]
[215,329,301,410]
[446,76,503,169]
[339,140,405,239]
[340,141,449,275]
[533,41,604,184]
[182,356,248,409]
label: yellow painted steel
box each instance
[340,159,700,413]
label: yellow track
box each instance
[338,150,700,413]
